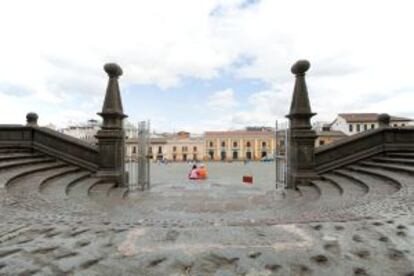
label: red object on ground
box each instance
[243,176,253,184]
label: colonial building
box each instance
[125,135,167,161]
[330,113,412,136]
[204,130,275,161]
[60,119,100,144]
[125,131,204,162]
[164,131,204,162]
[315,130,346,147]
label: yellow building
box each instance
[204,130,275,161]
[164,131,204,162]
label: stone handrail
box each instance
[315,126,414,173]
[0,125,99,171]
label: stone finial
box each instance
[378,113,391,128]
[104,63,123,79]
[26,112,38,127]
[99,63,127,121]
[291,59,311,76]
[287,59,315,120]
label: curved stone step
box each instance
[352,166,413,194]
[38,166,83,192]
[372,156,414,166]
[0,157,54,171]
[107,186,128,200]
[296,184,320,202]
[323,172,368,197]
[386,152,414,159]
[310,180,342,198]
[0,152,44,162]
[40,170,91,199]
[67,177,101,200]
[88,182,116,201]
[0,161,64,189]
[0,147,32,154]
[6,164,74,195]
[360,160,414,175]
[346,166,400,195]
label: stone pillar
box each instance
[26,112,38,127]
[95,63,128,187]
[285,60,320,189]
[378,113,390,128]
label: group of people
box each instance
[188,164,208,180]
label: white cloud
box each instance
[0,0,414,129]
[207,88,237,109]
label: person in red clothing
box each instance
[196,164,207,179]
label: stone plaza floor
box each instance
[0,162,413,275]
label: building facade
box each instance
[204,130,275,161]
[330,113,412,136]
[60,119,100,144]
[164,131,204,162]
[315,130,346,147]
[125,131,204,162]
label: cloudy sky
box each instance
[0,0,413,132]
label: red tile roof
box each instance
[338,113,412,123]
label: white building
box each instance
[330,113,412,136]
[60,119,101,143]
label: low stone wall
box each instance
[315,127,414,173]
[0,125,99,171]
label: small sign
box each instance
[243,176,253,184]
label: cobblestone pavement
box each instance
[0,163,414,275]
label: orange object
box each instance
[197,167,207,179]
[243,176,253,184]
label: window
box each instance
[232,151,238,160]
[132,146,136,154]
[371,124,375,129]
[193,146,197,152]
[173,146,177,152]
[356,124,361,132]
[364,124,368,131]
[246,141,251,147]
[319,140,325,146]
[402,124,406,127]
[233,141,238,148]
[221,141,226,147]
[209,141,213,147]
[349,124,353,132]
[262,141,267,147]
[182,146,188,152]
[393,124,398,127]
[158,146,162,154]
[193,154,197,161]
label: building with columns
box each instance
[204,130,275,161]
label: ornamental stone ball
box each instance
[26,112,38,126]
[378,113,391,127]
[104,63,123,78]
[291,59,311,75]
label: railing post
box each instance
[95,63,128,187]
[285,60,320,189]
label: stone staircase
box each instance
[0,146,413,219]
